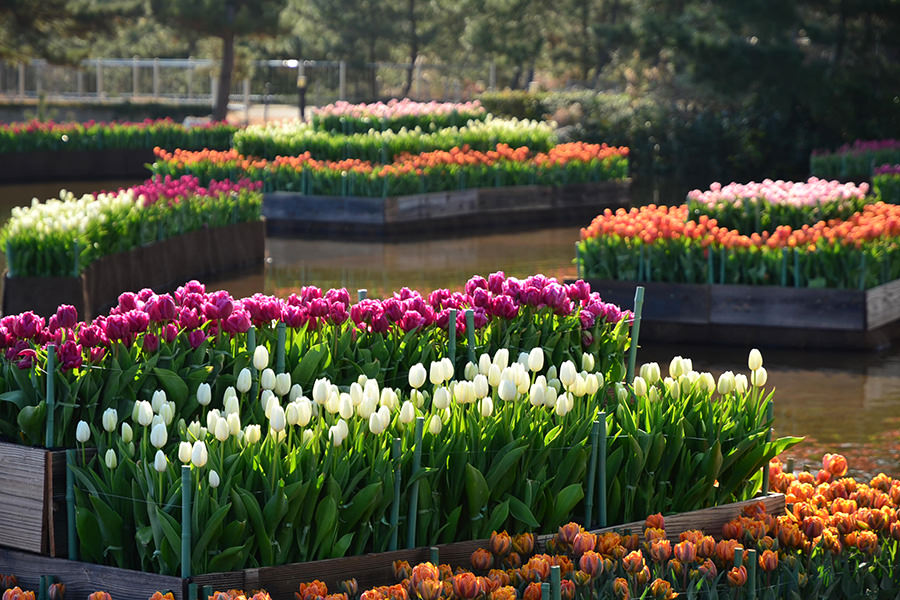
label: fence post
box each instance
[243,78,251,124]
[96,59,103,99]
[448,309,457,367]
[465,309,476,364]
[187,56,194,99]
[210,75,217,109]
[275,322,286,374]
[489,62,496,91]
[77,71,84,96]
[339,60,347,101]
[18,62,25,98]
[153,58,160,99]
[132,56,139,97]
[35,61,42,98]
[357,289,367,302]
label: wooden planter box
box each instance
[2,220,266,319]
[0,149,156,183]
[263,181,630,238]
[575,279,900,350]
[0,492,783,600]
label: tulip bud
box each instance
[100,408,117,433]
[572,374,587,397]
[528,347,544,372]
[206,408,221,432]
[186,420,201,440]
[544,385,558,408]
[615,382,628,403]
[748,348,763,371]
[433,386,451,410]
[735,373,749,394]
[236,368,252,393]
[191,440,208,467]
[289,383,303,402]
[555,393,570,416]
[717,371,736,395]
[380,387,397,410]
[301,429,314,445]
[151,389,167,413]
[244,424,261,445]
[441,357,454,382]
[214,417,229,441]
[368,412,384,435]
[377,405,391,430]
[498,379,517,401]
[260,368,276,391]
[464,361,478,380]
[339,393,354,419]
[154,449,167,473]
[669,356,684,379]
[150,422,168,449]
[270,403,286,433]
[560,360,577,389]
[253,345,269,371]
[428,413,442,435]
[336,418,349,440]
[648,387,659,402]
[329,425,344,447]
[479,397,494,417]
[104,448,117,470]
[297,399,312,427]
[493,348,509,371]
[529,382,546,407]
[196,382,212,407]
[137,400,153,427]
[699,372,716,395]
[488,363,502,387]
[473,374,489,399]
[121,422,134,444]
[478,353,492,376]
[633,376,647,398]
[178,441,192,464]
[751,366,768,387]
[159,402,174,426]
[224,395,240,416]
[400,400,416,424]
[582,352,595,372]
[209,470,220,488]
[411,389,424,408]
[409,363,427,389]
[286,402,300,426]
[349,382,363,406]
[275,373,292,397]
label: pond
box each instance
[2,177,899,480]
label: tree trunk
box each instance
[401,0,418,98]
[213,31,235,122]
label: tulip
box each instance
[751,367,768,387]
[150,422,167,448]
[368,412,386,435]
[214,417,229,441]
[208,470,220,488]
[479,397,494,417]
[159,402,174,426]
[633,376,647,397]
[717,371,736,395]
[270,403,286,433]
[178,441,192,464]
[735,373,749,394]
[559,361,577,389]
[748,348,763,371]
[473,374,489,399]
[758,549,778,572]
[409,363,427,389]
[187,420,201,440]
[285,402,300,426]
[75,420,91,443]
[493,348,509,370]
[136,400,154,426]
[379,387,397,410]
[207,408,221,432]
[236,368,252,393]
[329,425,344,447]
[544,385,558,408]
[478,353,492,376]
[154,450,167,473]
[582,352,595,372]
[586,373,601,395]
[699,372,716,394]
[312,378,329,404]
[498,379,517,401]
[669,356,684,378]
[464,361,478,380]
[104,448,117,470]
[244,424,261,444]
[529,382,546,407]
[100,408,117,433]
[433,386,451,409]
[488,363,502,387]
[428,361,444,386]
[527,347,544,372]
[274,373,291,397]
[260,368,276,391]
[400,400,416,424]
[121,422,133,444]
[224,394,240,416]
[289,383,303,402]
[428,414,442,435]
[151,389,167,413]
[727,565,747,587]
[441,357,454,381]
[339,393,354,419]
[253,345,269,370]
[262,390,276,416]
[191,440,208,467]
[612,578,629,600]
[664,377,680,400]
[196,382,212,406]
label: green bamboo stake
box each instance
[746,548,757,599]
[275,322,286,374]
[448,309,457,367]
[793,248,800,288]
[358,288,367,302]
[550,565,561,600]
[597,411,607,528]
[734,547,744,569]
[202,586,214,600]
[247,326,258,401]
[5,242,13,278]
[625,286,645,384]
[760,402,774,496]
[430,546,439,565]
[780,248,788,287]
[859,253,867,290]
[66,449,77,560]
[45,346,56,448]
[188,583,199,600]
[181,465,192,579]
[406,417,425,549]
[541,583,550,600]
[584,420,600,528]
[465,309,476,364]
[719,246,726,284]
[389,437,402,551]
[39,576,46,600]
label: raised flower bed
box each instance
[811,139,900,182]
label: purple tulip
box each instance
[487,271,506,295]
[524,274,551,289]
[472,287,491,309]
[136,288,154,303]
[142,332,159,353]
[146,294,176,322]
[5,339,28,362]
[12,312,44,339]
[604,303,623,323]
[465,275,488,296]
[55,304,78,330]
[205,290,234,320]
[188,329,207,349]
[435,308,452,330]
[179,307,202,330]
[125,309,150,334]
[428,289,451,310]
[521,286,543,307]
[117,292,139,312]
[328,301,350,325]
[580,310,596,329]
[78,323,107,347]
[567,280,591,304]
[300,285,322,302]
[582,330,594,348]
[455,310,467,335]
[282,305,308,329]
[163,323,179,343]
[382,298,404,322]
[503,277,523,301]
[472,307,489,330]
[105,314,130,343]
[400,310,426,332]
[490,295,519,320]
[257,296,283,322]
[309,298,329,318]
[89,347,107,364]
[541,283,568,310]
[222,309,252,334]
[326,288,351,306]
[56,339,83,371]
[16,347,36,370]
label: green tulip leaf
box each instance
[464,463,490,518]
[152,367,189,405]
[507,495,540,529]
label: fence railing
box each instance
[0,57,498,109]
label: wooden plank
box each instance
[0,547,184,600]
[866,278,900,330]
[0,443,47,553]
[582,280,710,324]
[710,284,865,330]
[2,274,86,320]
[386,190,480,224]
[264,193,385,225]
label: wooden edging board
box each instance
[2,220,266,320]
[263,180,630,239]
[0,149,156,183]
[574,279,900,350]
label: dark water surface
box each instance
[3,178,900,479]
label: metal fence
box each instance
[0,57,498,108]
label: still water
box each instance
[2,179,900,479]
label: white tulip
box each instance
[429,361,444,386]
[236,368,252,393]
[349,382,363,407]
[379,388,397,410]
[498,379,517,401]
[428,413,442,435]
[544,385,558,408]
[336,419,349,440]
[473,374,489,399]
[493,348,509,371]
[368,412,385,435]
[289,383,303,403]
[301,429,314,445]
[572,374,587,397]
[286,402,301,426]
[488,363,502,388]
[329,425,344,447]
[456,381,475,405]
[275,373,292,397]
[104,448,117,470]
[339,393,354,419]
[212,417,228,442]
[633,376,648,397]
[253,345,269,371]
[680,375,693,395]
[260,368,276,391]
[400,400,415,424]
[377,405,391,430]
[159,402,174,426]
[433,386,451,410]
[548,377,562,392]
[478,353,492,376]
[649,387,660,402]
[751,367,768,387]
[206,408,221,432]
[699,372,716,395]
[464,362,478,380]
[682,358,693,373]
[529,382,545,407]
[101,408,117,433]
[665,377,681,400]
[224,395,240,416]
[196,382,212,407]
[528,347,544,372]
[136,400,154,427]
[669,356,684,379]
[269,403,286,433]
[150,422,168,448]
[717,371,735,395]
[748,348,763,371]
[191,440,208,467]
[586,373,601,396]
[121,421,133,444]
[559,361,577,389]
[546,365,558,381]
[582,352,595,372]
[244,425,261,445]
[186,420,201,440]
[441,358,454,382]
[178,441,192,464]
[151,389,167,413]
[479,397,494,417]
[408,363,426,389]
[297,399,312,427]
[555,394,569,416]
[259,389,274,416]
[208,470,220,488]
[313,378,329,404]
[154,450,167,473]
[358,396,376,420]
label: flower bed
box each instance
[0,119,236,154]
[1,176,262,279]
[811,139,900,181]
[232,117,555,162]
[150,143,630,197]
[686,178,871,233]
[874,164,900,204]
[311,99,487,134]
